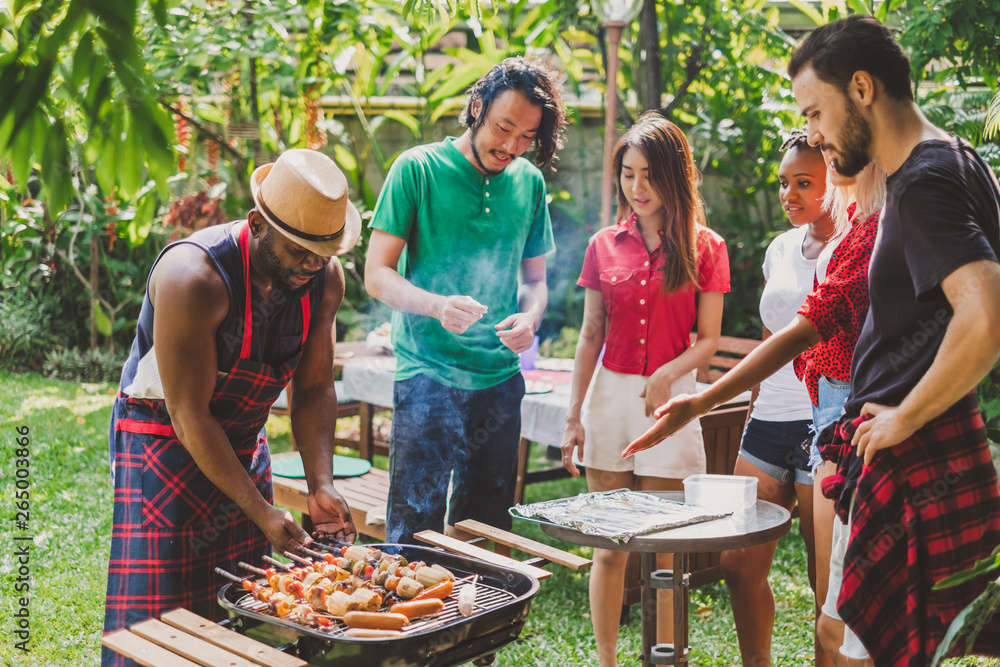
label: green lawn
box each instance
[1,371,996,666]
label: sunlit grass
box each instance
[1,372,996,666]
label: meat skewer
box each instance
[262,555,294,571]
[216,567,333,627]
[295,543,328,560]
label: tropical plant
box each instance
[930,544,1000,666]
[0,1,177,359]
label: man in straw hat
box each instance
[365,56,567,544]
[103,149,361,666]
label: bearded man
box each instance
[789,15,1000,666]
[103,149,359,666]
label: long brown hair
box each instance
[613,113,705,292]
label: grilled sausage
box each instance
[412,580,453,601]
[389,598,445,621]
[342,611,409,631]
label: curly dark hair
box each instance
[459,56,567,169]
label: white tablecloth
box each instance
[340,357,746,449]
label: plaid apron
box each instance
[103,224,311,666]
[819,394,1000,665]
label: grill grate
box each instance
[234,579,516,637]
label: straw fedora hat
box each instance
[249,149,362,257]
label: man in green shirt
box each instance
[365,57,567,543]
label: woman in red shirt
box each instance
[561,112,730,666]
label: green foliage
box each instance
[902,0,1000,89]
[538,326,581,359]
[42,346,127,382]
[986,92,1000,141]
[931,573,1000,665]
[629,0,802,336]
[1,176,170,360]
[0,1,175,214]
[0,283,58,370]
[977,364,1000,433]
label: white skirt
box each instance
[580,366,706,479]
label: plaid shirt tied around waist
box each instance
[819,394,1000,665]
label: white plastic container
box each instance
[683,474,757,512]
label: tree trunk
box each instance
[90,235,99,351]
[638,0,661,113]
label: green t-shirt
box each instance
[370,137,555,390]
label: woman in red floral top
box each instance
[624,155,885,666]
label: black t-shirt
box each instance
[845,137,1000,416]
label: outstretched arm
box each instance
[623,314,820,456]
[291,258,357,543]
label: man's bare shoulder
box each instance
[149,244,229,326]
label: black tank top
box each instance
[119,221,327,389]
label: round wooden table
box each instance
[536,491,791,666]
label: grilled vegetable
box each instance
[350,586,383,612]
[324,590,360,617]
[395,576,424,599]
[415,565,453,588]
[344,545,374,563]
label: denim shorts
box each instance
[808,376,851,474]
[385,372,525,544]
[739,417,814,485]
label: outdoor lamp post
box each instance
[595,0,643,228]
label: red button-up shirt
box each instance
[794,205,881,405]
[578,215,730,376]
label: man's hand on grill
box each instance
[259,506,313,554]
[308,484,358,544]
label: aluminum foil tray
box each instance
[510,489,730,544]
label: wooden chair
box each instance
[694,335,762,384]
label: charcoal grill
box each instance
[218,543,540,667]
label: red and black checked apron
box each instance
[103,225,311,667]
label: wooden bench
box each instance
[102,608,306,667]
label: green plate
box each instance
[272,454,372,479]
